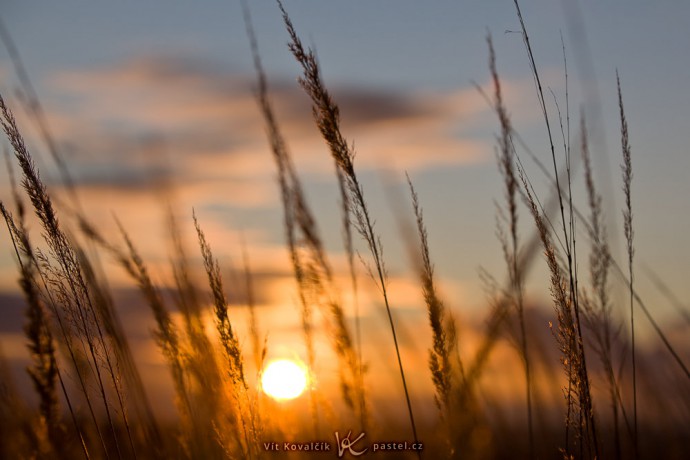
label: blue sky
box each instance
[2,0,690,351]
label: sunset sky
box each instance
[1,0,689,414]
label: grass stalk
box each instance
[193,212,246,388]
[194,211,260,459]
[617,72,638,457]
[239,0,320,434]
[579,114,622,460]
[1,93,126,459]
[3,211,102,457]
[242,0,365,429]
[487,35,534,457]
[1,203,92,459]
[114,219,197,456]
[0,17,82,209]
[407,175,457,419]
[241,238,262,372]
[275,0,417,446]
[336,166,367,429]
[512,2,598,455]
[495,96,690,384]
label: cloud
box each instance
[0,53,537,323]
[41,55,503,183]
[0,53,553,243]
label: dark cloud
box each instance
[49,53,453,140]
[334,87,436,124]
[15,53,488,199]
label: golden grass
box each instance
[0,1,688,459]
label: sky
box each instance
[1,0,689,415]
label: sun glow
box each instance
[261,359,308,401]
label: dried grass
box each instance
[0,3,688,459]
[276,0,413,442]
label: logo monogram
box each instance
[334,431,368,457]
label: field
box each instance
[1,1,689,459]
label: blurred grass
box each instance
[0,1,689,459]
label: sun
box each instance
[261,359,308,401]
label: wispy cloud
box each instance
[41,55,511,184]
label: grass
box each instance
[487,33,533,457]
[617,71,638,458]
[1,1,689,459]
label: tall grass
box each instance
[407,175,457,417]
[510,2,598,456]
[275,0,417,444]
[1,92,137,459]
[487,34,533,458]
[617,72,638,457]
[242,0,367,432]
[0,2,689,460]
[579,114,623,459]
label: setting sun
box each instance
[261,359,308,401]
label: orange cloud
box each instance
[41,55,518,182]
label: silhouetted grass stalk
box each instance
[579,114,622,459]
[336,166,367,428]
[241,239,262,372]
[407,176,458,417]
[487,35,534,457]
[617,72,638,457]
[166,204,228,453]
[512,2,598,456]
[193,212,246,388]
[243,0,366,430]
[0,203,91,459]
[487,87,690,385]
[240,0,322,435]
[1,206,97,459]
[0,18,82,210]
[1,93,133,459]
[276,0,417,445]
[115,219,198,456]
